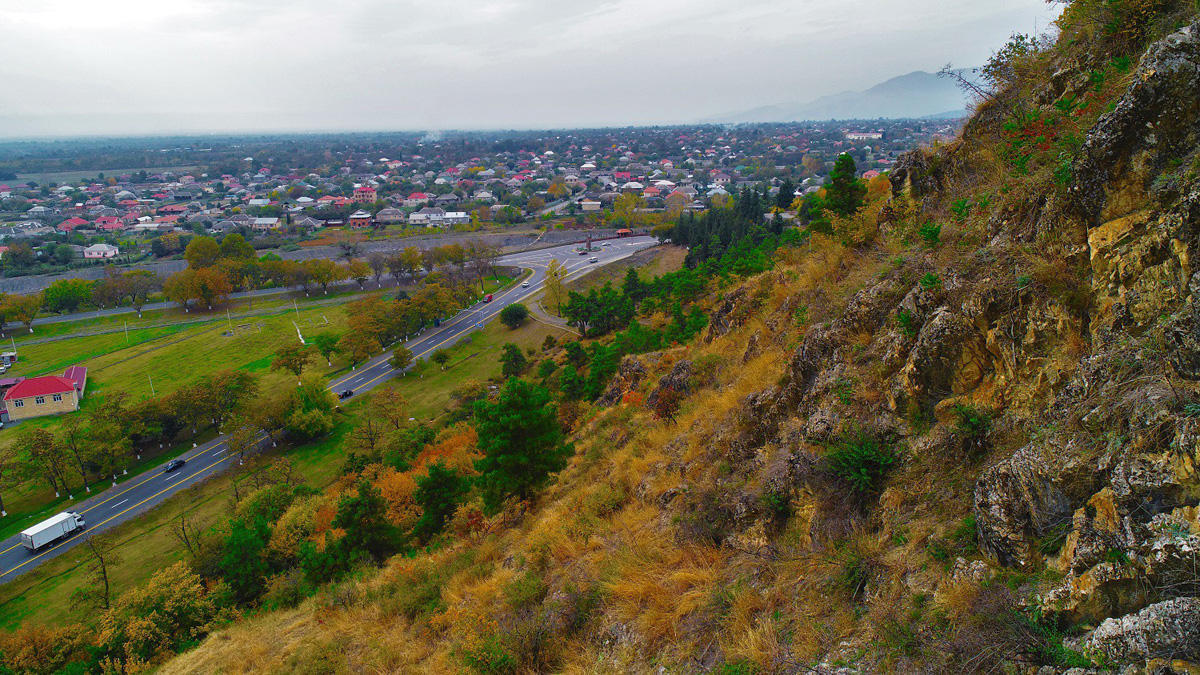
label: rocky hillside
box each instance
[41,2,1197,673]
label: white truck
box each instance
[20,512,85,551]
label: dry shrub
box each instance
[0,623,91,674]
[606,544,724,649]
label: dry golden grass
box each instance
[157,163,1107,674]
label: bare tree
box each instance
[170,509,207,559]
[72,534,121,610]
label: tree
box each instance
[59,415,92,493]
[124,271,160,316]
[18,428,71,497]
[332,479,404,563]
[346,259,371,289]
[72,535,121,611]
[306,258,344,294]
[543,259,568,314]
[499,302,529,329]
[218,233,255,259]
[163,269,198,310]
[219,518,270,604]
[499,343,527,378]
[9,293,42,333]
[825,153,867,216]
[96,562,216,665]
[413,462,468,543]
[389,345,414,372]
[473,377,572,512]
[338,329,380,368]
[42,279,93,314]
[226,420,261,465]
[431,349,450,370]
[192,266,233,309]
[183,235,221,268]
[271,341,313,380]
[366,252,389,287]
[776,178,796,210]
[334,231,361,261]
[310,332,341,366]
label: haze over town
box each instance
[2,0,1061,136]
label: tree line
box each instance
[0,233,503,329]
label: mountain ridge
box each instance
[705,69,974,123]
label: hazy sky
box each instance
[0,0,1061,137]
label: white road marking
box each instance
[110,499,127,509]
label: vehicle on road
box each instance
[163,458,186,473]
[578,250,587,255]
[484,294,494,302]
[602,242,611,247]
[21,512,85,551]
[521,281,530,288]
[589,257,598,263]
[338,389,354,400]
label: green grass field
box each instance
[0,306,571,630]
[0,277,514,532]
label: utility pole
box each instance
[148,374,156,397]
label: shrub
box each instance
[896,309,918,336]
[918,222,941,248]
[503,570,548,610]
[499,303,529,329]
[952,404,992,440]
[828,541,876,600]
[950,198,972,223]
[825,432,899,494]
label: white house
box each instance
[408,206,446,225]
[83,243,119,259]
[442,211,470,225]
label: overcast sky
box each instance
[0,0,1061,137]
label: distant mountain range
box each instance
[705,70,974,124]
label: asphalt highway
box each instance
[0,236,657,585]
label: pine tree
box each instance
[413,462,468,543]
[825,153,867,216]
[473,378,572,512]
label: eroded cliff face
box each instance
[674,18,1200,671]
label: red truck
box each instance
[484,294,494,303]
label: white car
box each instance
[521,281,530,288]
[589,257,598,263]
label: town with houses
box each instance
[0,119,958,278]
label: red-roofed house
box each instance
[95,216,124,231]
[353,185,377,203]
[3,366,87,421]
[58,217,89,232]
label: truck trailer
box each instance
[20,512,85,551]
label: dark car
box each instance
[163,459,186,473]
[338,389,354,400]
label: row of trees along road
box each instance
[0,232,503,328]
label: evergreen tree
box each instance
[824,153,867,216]
[332,479,404,563]
[413,462,468,543]
[473,378,572,512]
[558,364,586,400]
[220,518,271,604]
[499,343,528,378]
[776,179,795,210]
